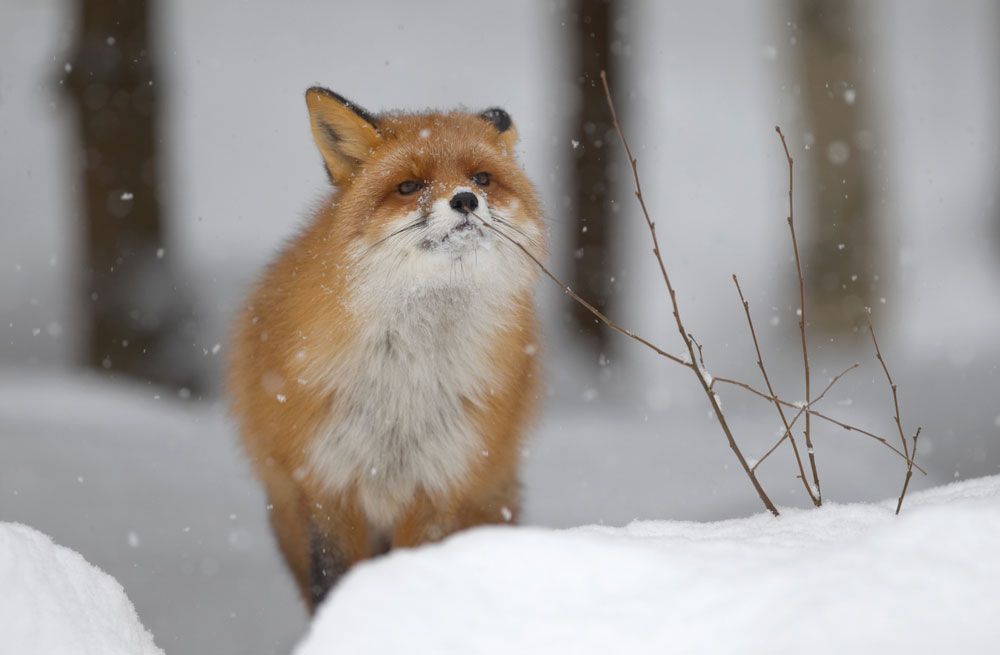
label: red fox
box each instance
[227,87,545,610]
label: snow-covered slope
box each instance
[0,523,162,655]
[297,475,1000,655]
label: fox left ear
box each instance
[479,107,518,148]
[305,87,381,185]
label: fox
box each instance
[227,86,545,611]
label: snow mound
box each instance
[297,476,1000,655]
[0,523,162,655]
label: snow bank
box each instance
[0,523,162,655]
[297,476,1000,655]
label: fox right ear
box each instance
[305,87,381,185]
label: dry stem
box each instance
[482,217,921,478]
[713,375,926,475]
[750,363,858,473]
[868,320,911,461]
[895,427,921,515]
[734,274,819,505]
[775,126,822,504]
[475,218,686,368]
[483,215,921,483]
[599,69,779,517]
[868,318,923,514]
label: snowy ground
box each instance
[0,522,162,655]
[9,468,992,655]
[298,475,1000,654]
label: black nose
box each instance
[449,192,479,214]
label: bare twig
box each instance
[733,274,819,504]
[481,218,911,480]
[688,333,707,370]
[475,218,688,368]
[895,427,921,515]
[751,363,858,472]
[599,69,780,517]
[481,217,911,479]
[713,375,927,475]
[775,126,822,505]
[868,317,923,514]
[868,320,911,461]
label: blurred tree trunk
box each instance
[987,3,1000,264]
[568,0,618,353]
[794,0,876,335]
[65,0,199,390]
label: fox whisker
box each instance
[493,216,539,248]
[475,210,541,251]
[472,212,536,264]
[366,216,428,253]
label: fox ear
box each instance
[480,107,518,149]
[305,87,381,185]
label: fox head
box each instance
[304,87,545,303]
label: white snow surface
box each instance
[0,522,162,655]
[298,475,1000,655]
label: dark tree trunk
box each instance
[996,5,1000,262]
[795,0,876,335]
[65,0,199,390]
[568,0,618,353]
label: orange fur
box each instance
[227,88,544,611]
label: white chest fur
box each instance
[305,285,503,530]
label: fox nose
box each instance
[449,192,478,214]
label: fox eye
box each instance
[397,180,422,195]
[472,172,491,187]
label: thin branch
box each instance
[484,205,925,484]
[481,217,909,480]
[475,219,689,368]
[688,333,707,370]
[895,427,921,515]
[775,126,822,504]
[733,274,818,505]
[868,320,911,461]
[868,316,922,514]
[751,363,858,473]
[600,69,780,517]
[713,375,927,475]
